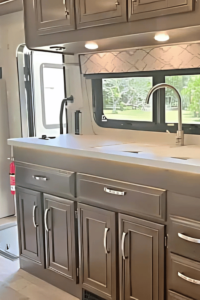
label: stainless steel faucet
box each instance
[146,83,184,146]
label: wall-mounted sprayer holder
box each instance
[59,95,74,134]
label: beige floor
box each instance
[0,256,79,300]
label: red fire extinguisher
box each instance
[9,161,15,195]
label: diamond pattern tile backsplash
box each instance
[80,43,200,74]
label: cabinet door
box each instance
[34,0,75,35]
[16,187,44,265]
[128,0,194,21]
[75,0,127,29]
[44,194,77,281]
[78,203,117,300]
[119,214,164,300]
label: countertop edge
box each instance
[8,139,200,175]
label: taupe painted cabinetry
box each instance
[78,196,165,300]
[44,194,77,281]
[0,0,22,16]
[16,187,44,265]
[16,167,81,299]
[23,0,195,51]
[15,158,200,300]
[28,0,75,35]
[119,214,164,300]
[128,0,194,21]
[78,204,117,300]
[168,192,200,300]
[75,0,127,29]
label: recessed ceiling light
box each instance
[154,33,169,42]
[85,42,98,50]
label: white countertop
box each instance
[7,134,200,175]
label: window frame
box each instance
[87,68,200,135]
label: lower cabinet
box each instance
[16,187,78,287]
[44,194,77,281]
[16,187,165,300]
[78,203,117,300]
[78,203,165,300]
[119,214,165,300]
[17,187,44,265]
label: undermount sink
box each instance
[95,143,200,161]
[170,157,189,160]
[124,151,141,154]
[122,150,189,160]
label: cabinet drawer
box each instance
[16,164,75,198]
[168,192,200,222]
[168,216,200,262]
[168,290,194,300]
[77,174,166,221]
[168,254,200,300]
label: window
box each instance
[41,64,65,128]
[165,75,200,125]
[90,69,200,134]
[103,77,153,122]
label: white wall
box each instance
[0,80,15,218]
[0,11,24,139]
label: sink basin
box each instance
[123,151,141,154]
[170,157,189,160]
[94,143,200,160]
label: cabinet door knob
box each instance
[65,10,70,16]
[178,233,200,244]
[32,175,48,181]
[44,208,50,232]
[178,272,200,285]
[104,187,126,196]
[33,205,38,228]
[104,228,110,254]
[115,1,120,5]
[121,232,128,260]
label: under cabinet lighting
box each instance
[154,33,169,42]
[85,42,98,50]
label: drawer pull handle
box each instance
[33,205,38,228]
[122,232,128,260]
[44,209,50,232]
[104,228,110,254]
[32,175,48,181]
[178,233,200,244]
[104,187,126,196]
[178,272,200,285]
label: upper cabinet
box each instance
[128,0,194,21]
[23,0,197,53]
[75,0,127,29]
[34,0,75,35]
[0,0,22,16]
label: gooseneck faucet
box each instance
[146,83,184,146]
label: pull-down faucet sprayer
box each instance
[146,83,184,146]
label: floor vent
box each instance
[0,249,19,261]
[83,290,105,300]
